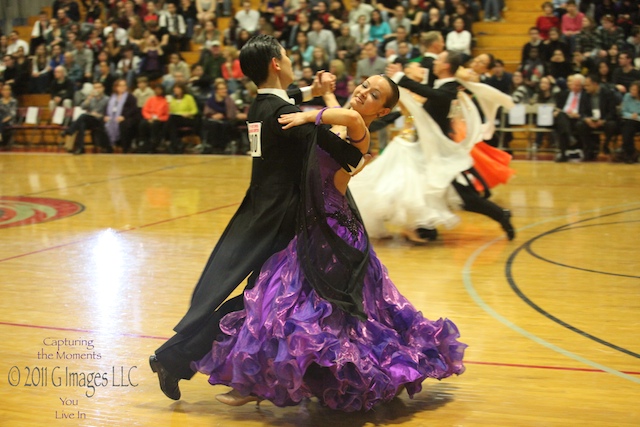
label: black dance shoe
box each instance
[499,209,515,241]
[149,355,181,400]
[72,147,85,155]
[416,228,438,241]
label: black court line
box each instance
[19,157,224,197]
[525,219,640,279]
[505,207,640,360]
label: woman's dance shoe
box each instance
[401,229,428,245]
[215,389,263,407]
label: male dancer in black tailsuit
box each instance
[387,50,515,242]
[150,35,365,400]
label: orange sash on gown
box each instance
[450,117,515,192]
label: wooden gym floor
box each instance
[0,153,638,426]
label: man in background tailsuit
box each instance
[387,51,515,241]
[150,35,364,401]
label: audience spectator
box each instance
[104,19,129,46]
[30,11,50,54]
[9,49,32,96]
[160,2,189,54]
[484,0,502,22]
[542,27,570,63]
[235,0,261,33]
[330,58,352,105]
[93,60,117,96]
[349,14,371,47]
[536,2,559,40]
[128,15,147,48]
[180,0,198,38]
[49,65,75,110]
[64,80,109,154]
[132,76,155,108]
[308,18,337,59]
[103,78,138,153]
[63,52,83,88]
[167,82,199,153]
[137,84,169,153]
[194,20,221,49]
[45,18,66,50]
[143,1,161,24]
[86,28,104,56]
[618,80,640,163]
[576,16,598,57]
[570,49,596,78]
[7,31,30,57]
[560,0,584,53]
[522,27,547,66]
[510,70,532,104]
[486,58,512,94]
[531,75,560,147]
[83,0,103,23]
[0,84,17,149]
[612,51,640,94]
[139,34,165,81]
[389,5,412,34]
[626,26,640,62]
[194,0,216,25]
[355,41,386,84]
[385,25,412,56]
[29,44,52,94]
[369,10,391,46]
[309,46,330,73]
[223,18,240,48]
[596,60,617,94]
[117,46,141,88]
[423,7,448,34]
[595,15,625,58]
[335,23,358,73]
[446,17,472,63]
[220,46,243,94]
[49,44,66,70]
[187,63,213,106]
[201,80,246,153]
[198,40,224,80]
[269,5,289,45]
[348,0,374,25]
[104,32,123,66]
[72,38,94,81]
[163,52,191,92]
[576,74,618,160]
[405,0,425,35]
[553,74,589,162]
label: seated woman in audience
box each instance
[221,46,243,94]
[133,76,155,108]
[167,82,199,154]
[618,80,640,164]
[531,76,561,148]
[194,19,221,49]
[44,18,66,49]
[29,44,52,94]
[127,15,147,50]
[510,71,532,104]
[330,58,351,106]
[369,9,391,46]
[542,27,569,63]
[0,83,17,150]
[139,34,165,82]
[536,2,559,40]
[291,31,314,65]
[86,28,104,56]
[309,46,330,74]
[162,53,191,93]
[446,17,472,63]
[201,80,247,154]
[137,84,170,153]
[103,79,138,153]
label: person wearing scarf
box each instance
[103,79,138,153]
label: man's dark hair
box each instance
[586,73,599,83]
[486,53,496,70]
[495,59,505,67]
[239,34,283,86]
[445,51,463,74]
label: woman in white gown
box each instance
[349,67,514,243]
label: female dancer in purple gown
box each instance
[192,75,467,412]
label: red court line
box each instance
[2,320,639,376]
[0,202,239,264]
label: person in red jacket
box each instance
[536,1,560,40]
[137,85,170,153]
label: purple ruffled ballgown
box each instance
[192,146,466,412]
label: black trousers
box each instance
[553,112,580,155]
[69,114,104,150]
[155,270,259,379]
[452,180,504,223]
[575,119,617,159]
[168,115,198,153]
[202,119,235,152]
[621,119,640,157]
[138,119,166,152]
